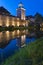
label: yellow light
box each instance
[17,22,19,26]
[12,18,15,26]
[0,22,2,26]
[6,31,10,40]
[6,23,9,27]
[6,17,9,27]
[12,21,14,26]
[0,32,3,42]
[12,31,15,38]
[17,30,20,34]
[23,23,25,26]
[21,35,26,43]
[0,16,2,26]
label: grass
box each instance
[2,37,43,65]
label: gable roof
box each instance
[0,6,11,15]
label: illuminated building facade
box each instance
[0,2,29,27]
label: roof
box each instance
[0,6,11,15]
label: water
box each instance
[0,30,36,62]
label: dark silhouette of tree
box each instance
[35,13,43,22]
[34,13,43,37]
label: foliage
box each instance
[2,37,43,65]
[0,26,30,32]
[35,13,43,22]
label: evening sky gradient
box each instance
[0,0,43,16]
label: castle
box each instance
[0,2,43,32]
[0,2,29,27]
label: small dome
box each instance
[18,2,24,8]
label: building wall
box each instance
[0,15,28,27]
[17,8,25,20]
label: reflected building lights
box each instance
[12,31,15,38]
[17,30,20,35]
[0,30,29,48]
[21,35,26,43]
[5,31,10,40]
[0,32,3,42]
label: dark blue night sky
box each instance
[0,0,43,16]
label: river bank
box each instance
[2,37,43,65]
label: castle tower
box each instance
[16,2,26,20]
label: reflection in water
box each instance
[17,30,19,35]
[0,32,2,43]
[5,31,10,41]
[21,35,26,44]
[0,30,29,48]
[0,30,36,63]
[0,30,36,48]
[16,35,26,47]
